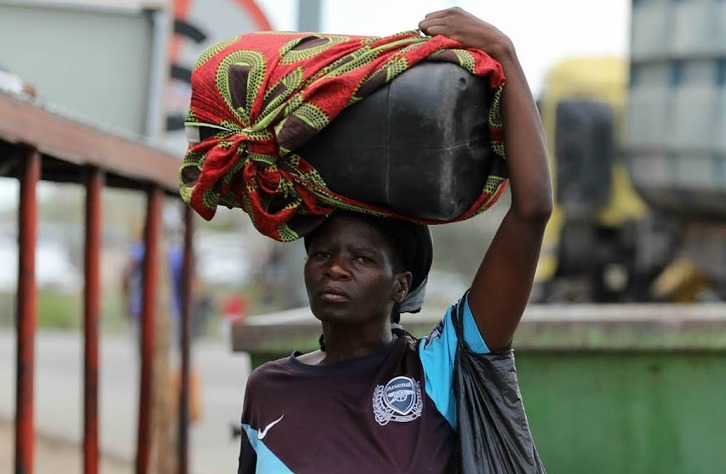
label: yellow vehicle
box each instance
[533,57,677,302]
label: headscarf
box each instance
[303,211,433,314]
[180,31,508,242]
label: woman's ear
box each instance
[394,271,413,303]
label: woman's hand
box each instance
[418,7,514,62]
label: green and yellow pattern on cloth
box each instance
[180,30,508,241]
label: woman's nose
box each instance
[324,256,351,279]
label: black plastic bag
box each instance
[451,296,546,473]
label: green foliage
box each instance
[0,290,133,333]
[99,291,131,333]
[0,292,14,327]
[36,291,81,330]
[0,291,83,330]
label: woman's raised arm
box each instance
[420,8,553,351]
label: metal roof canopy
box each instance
[0,91,181,194]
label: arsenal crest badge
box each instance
[372,376,423,426]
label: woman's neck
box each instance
[305,324,395,365]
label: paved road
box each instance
[0,329,251,473]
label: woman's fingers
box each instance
[419,8,510,60]
[421,8,457,20]
[419,8,456,32]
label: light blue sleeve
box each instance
[417,294,489,430]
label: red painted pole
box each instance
[15,146,40,474]
[83,167,104,474]
[178,205,194,474]
[135,186,162,474]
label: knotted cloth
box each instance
[179,30,508,241]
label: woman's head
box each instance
[303,211,432,325]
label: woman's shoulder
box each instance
[247,355,292,385]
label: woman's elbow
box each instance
[515,195,553,223]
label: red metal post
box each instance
[178,205,194,474]
[15,146,40,474]
[136,186,162,474]
[83,167,104,474]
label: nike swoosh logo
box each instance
[257,414,285,440]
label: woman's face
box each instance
[304,215,409,326]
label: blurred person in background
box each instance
[121,206,211,422]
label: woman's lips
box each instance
[317,288,349,303]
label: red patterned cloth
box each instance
[180,30,507,241]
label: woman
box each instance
[238,7,552,473]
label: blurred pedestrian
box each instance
[120,216,208,422]
[220,294,247,343]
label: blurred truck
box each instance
[535,0,726,304]
[624,0,726,301]
[533,56,679,303]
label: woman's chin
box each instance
[311,304,352,323]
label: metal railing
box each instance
[0,90,194,474]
